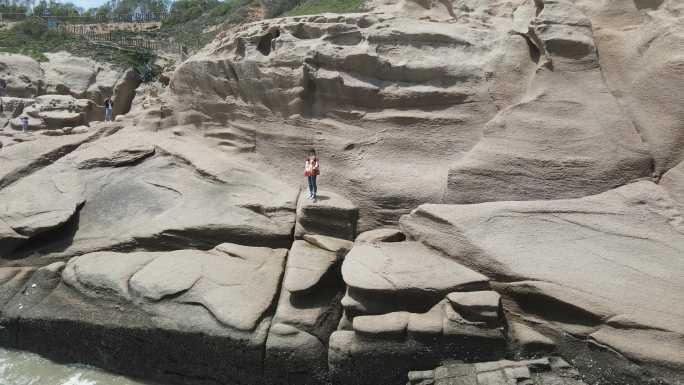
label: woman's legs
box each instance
[311,175,317,198]
[307,176,314,198]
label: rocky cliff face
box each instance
[0,1,683,385]
[0,52,139,144]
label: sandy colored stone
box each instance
[283,240,340,294]
[446,291,501,324]
[303,234,353,253]
[508,321,556,355]
[342,242,489,295]
[295,190,359,240]
[0,53,45,97]
[0,219,28,256]
[402,181,684,373]
[355,228,405,243]
[353,311,410,337]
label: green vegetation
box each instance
[157,0,256,51]
[162,0,220,27]
[266,0,301,17]
[84,0,170,19]
[32,1,82,17]
[0,3,28,19]
[285,0,364,16]
[0,18,155,70]
[0,17,68,61]
[0,0,365,73]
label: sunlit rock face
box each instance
[167,0,682,231]
[0,1,683,385]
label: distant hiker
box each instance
[104,97,114,122]
[0,78,6,113]
[304,149,320,201]
[20,116,29,133]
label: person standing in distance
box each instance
[304,149,320,201]
[20,116,29,133]
[0,79,6,113]
[104,97,114,122]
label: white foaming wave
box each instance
[61,373,98,385]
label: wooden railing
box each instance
[0,11,168,24]
[58,24,166,51]
[0,12,27,21]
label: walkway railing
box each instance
[0,12,167,24]
[0,13,27,21]
[58,24,164,50]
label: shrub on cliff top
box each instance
[285,0,364,16]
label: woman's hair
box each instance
[307,149,317,157]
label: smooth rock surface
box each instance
[283,240,341,295]
[0,54,45,98]
[446,291,501,324]
[295,190,359,240]
[4,131,298,260]
[402,181,684,380]
[409,357,587,385]
[342,242,489,297]
[355,228,406,243]
[303,234,354,253]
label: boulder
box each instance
[8,132,298,260]
[3,262,65,318]
[0,219,27,256]
[407,302,444,337]
[0,162,85,239]
[355,228,406,243]
[112,68,141,117]
[0,127,111,188]
[444,0,652,204]
[295,190,359,240]
[0,244,287,385]
[329,314,505,385]
[401,181,684,383]
[446,291,501,325]
[283,240,342,295]
[10,94,98,131]
[62,135,155,169]
[42,52,104,99]
[342,241,489,313]
[40,52,139,115]
[0,267,36,308]
[0,97,34,128]
[129,252,202,301]
[303,234,354,253]
[0,53,45,97]
[265,324,329,385]
[508,321,557,357]
[267,238,346,385]
[353,311,410,337]
[409,357,588,385]
[62,244,288,331]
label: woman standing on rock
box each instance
[104,97,114,122]
[305,149,320,201]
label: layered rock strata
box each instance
[401,180,684,385]
[0,52,139,137]
[407,357,588,385]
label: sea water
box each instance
[0,348,153,385]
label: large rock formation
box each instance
[0,0,683,385]
[401,180,684,384]
[164,0,683,230]
[0,52,139,137]
[0,244,288,385]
